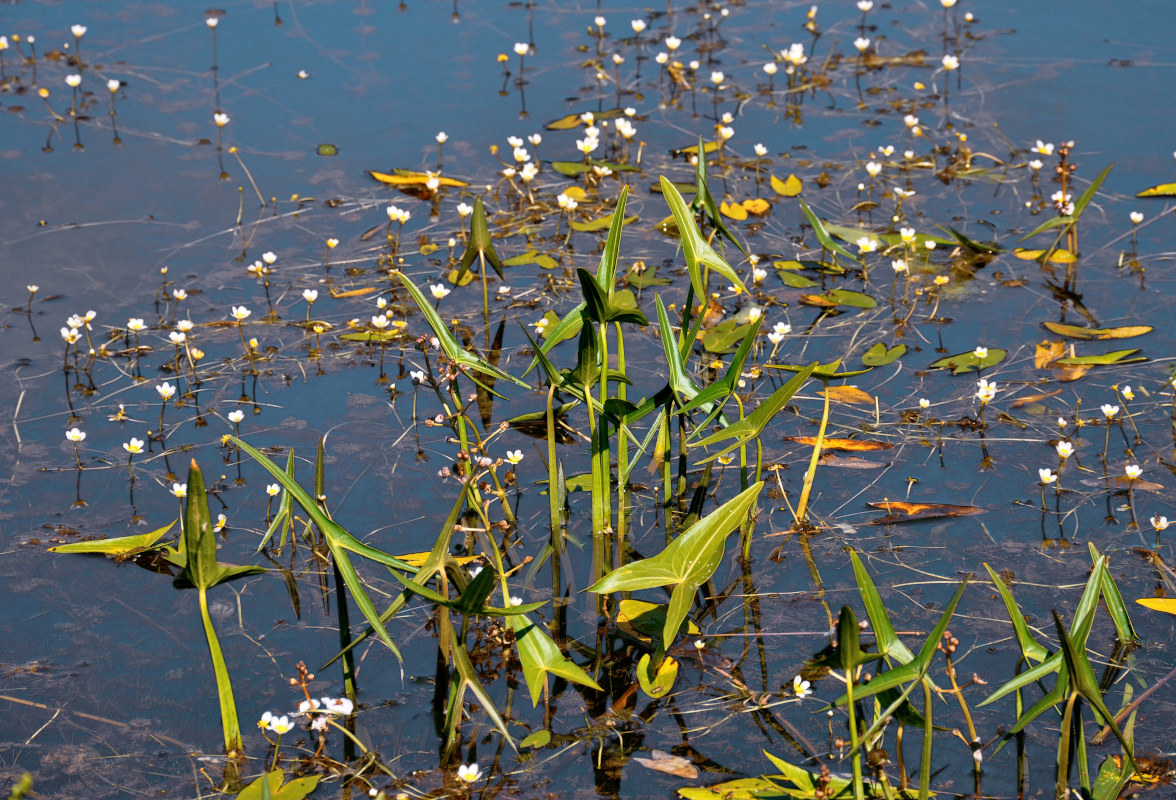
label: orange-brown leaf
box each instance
[1035,341,1066,369]
[1010,389,1063,409]
[330,287,379,299]
[368,170,468,188]
[788,437,893,452]
[866,500,985,523]
[820,386,875,405]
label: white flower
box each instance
[941,0,957,7]
[1028,159,1043,171]
[1152,515,1169,531]
[892,258,908,273]
[854,37,870,53]
[214,514,227,532]
[457,763,482,783]
[213,112,230,127]
[754,143,768,156]
[456,202,473,218]
[206,16,219,28]
[752,267,768,283]
[665,35,681,51]
[510,596,522,606]
[973,347,988,359]
[369,315,389,331]
[1056,441,1075,459]
[268,715,293,735]
[497,285,511,295]
[435,131,448,143]
[941,54,959,71]
[169,331,186,345]
[320,697,354,715]
[26,285,38,293]
[107,79,120,92]
[594,15,606,27]
[856,237,879,254]
[124,437,144,454]
[865,161,881,177]
[792,675,812,698]
[172,289,187,301]
[156,382,176,401]
[258,711,274,729]
[1039,468,1056,484]
[1032,140,1054,155]
[1101,404,1119,419]
[410,370,426,383]
[228,410,244,423]
[975,380,996,404]
[430,284,451,300]
[528,133,542,145]
[298,698,321,715]
[266,483,281,497]
[718,126,734,141]
[61,327,80,344]
[1130,211,1144,224]
[171,483,187,498]
[558,193,578,211]
[65,74,82,88]
[857,0,874,9]
[631,19,647,33]
[1122,385,1135,401]
[303,289,318,303]
[513,42,529,56]
[231,306,251,322]
[506,450,523,464]
[71,24,87,38]
[1125,464,1142,480]
[710,70,725,85]
[918,398,930,409]
[655,52,669,65]
[176,320,194,333]
[900,227,916,243]
[903,114,919,128]
[65,427,86,442]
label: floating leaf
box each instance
[48,522,174,555]
[521,729,552,748]
[236,770,321,800]
[819,386,874,405]
[445,269,477,286]
[771,174,803,197]
[1054,349,1146,366]
[544,108,626,130]
[1137,182,1176,198]
[778,270,820,288]
[550,159,637,177]
[501,250,559,270]
[823,221,952,250]
[316,144,337,157]
[617,599,700,642]
[1011,389,1063,408]
[800,289,876,309]
[701,319,753,354]
[719,201,748,221]
[867,500,985,523]
[742,197,772,216]
[394,551,480,568]
[633,748,697,778]
[571,212,638,233]
[329,287,379,299]
[787,437,893,452]
[1042,322,1153,340]
[368,169,468,188]
[1014,247,1077,264]
[929,348,1007,374]
[861,342,906,366]
[818,453,887,469]
[627,264,672,288]
[1035,341,1066,369]
[672,140,721,156]
[636,654,680,700]
[1136,598,1176,616]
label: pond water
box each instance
[4,0,1176,797]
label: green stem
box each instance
[845,668,865,800]
[795,381,830,526]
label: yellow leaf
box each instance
[395,551,481,568]
[368,170,468,188]
[787,437,893,451]
[1010,389,1062,409]
[771,174,803,197]
[1136,598,1176,615]
[741,197,772,216]
[1136,182,1176,198]
[1013,248,1077,264]
[561,186,588,201]
[329,287,379,299]
[820,386,875,405]
[1034,340,1065,369]
[719,201,748,221]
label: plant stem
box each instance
[795,381,830,527]
[198,586,242,757]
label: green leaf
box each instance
[587,481,763,644]
[636,652,679,699]
[398,273,527,389]
[861,342,906,367]
[849,550,915,664]
[982,563,1049,663]
[691,364,816,464]
[660,176,748,298]
[389,571,544,616]
[550,159,637,177]
[235,771,321,800]
[232,437,414,660]
[48,522,174,556]
[509,613,602,705]
[597,184,629,290]
[1137,182,1176,197]
[570,212,638,233]
[929,348,1007,374]
[257,450,296,552]
[1087,543,1138,644]
[617,599,700,641]
[456,196,503,281]
[1042,322,1152,341]
[1053,349,1146,366]
[701,319,754,354]
[798,202,857,261]
[521,729,552,748]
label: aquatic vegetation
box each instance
[8,0,1176,797]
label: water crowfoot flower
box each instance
[1125,464,1142,480]
[457,763,482,783]
[1039,468,1056,484]
[792,675,812,698]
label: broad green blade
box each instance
[48,521,174,555]
[690,363,816,463]
[510,613,602,705]
[983,562,1049,663]
[456,195,503,281]
[850,550,915,664]
[661,176,748,298]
